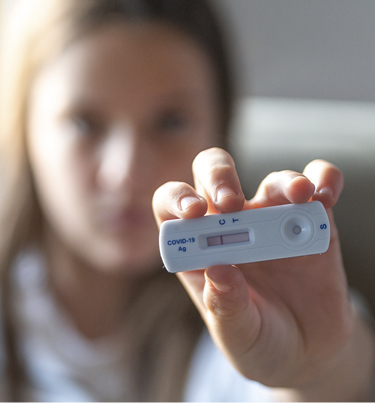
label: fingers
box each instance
[247,160,344,210]
[152,181,207,227]
[154,149,343,230]
[303,159,344,209]
[247,170,315,209]
[153,148,245,227]
[192,148,245,214]
[153,153,344,238]
[202,265,263,366]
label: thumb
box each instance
[203,265,261,363]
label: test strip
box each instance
[159,201,330,273]
[222,232,250,245]
[207,235,222,246]
[207,232,250,247]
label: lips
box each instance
[96,206,156,235]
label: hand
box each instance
[153,147,373,399]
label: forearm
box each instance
[273,306,375,402]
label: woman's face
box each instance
[27,22,220,274]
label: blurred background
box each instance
[213,0,375,315]
[3,0,375,101]
[1,0,375,312]
[216,0,375,102]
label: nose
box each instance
[96,125,146,192]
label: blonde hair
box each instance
[0,0,233,400]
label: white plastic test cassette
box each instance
[159,201,330,273]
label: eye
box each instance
[156,110,190,134]
[69,112,104,137]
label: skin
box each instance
[153,148,375,400]
[26,22,219,337]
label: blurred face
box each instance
[27,22,220,274]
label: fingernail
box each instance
[216,186,238,203]
[317,187,334,198]
[180,196,201,212]
[206,275,234,293]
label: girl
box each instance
[0,0,373,401]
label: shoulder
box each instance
[183,329,276,402]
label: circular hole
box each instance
[281,213,314,246]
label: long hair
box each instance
[0,0,235,400]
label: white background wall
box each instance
[215,0,375,102]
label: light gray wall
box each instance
[3,0,375,102]
[215,0,375,102]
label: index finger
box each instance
[192,148,245,214]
